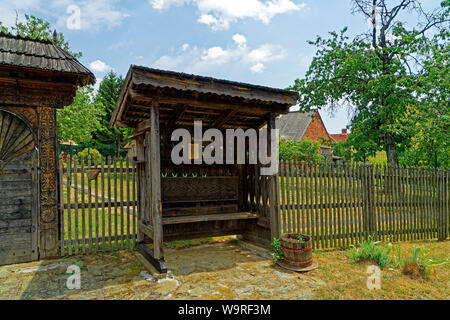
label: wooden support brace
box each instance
[137,242,167,273]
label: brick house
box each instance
[276,111,334,161]
[330,129,350,143]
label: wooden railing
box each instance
[58,155,138,255]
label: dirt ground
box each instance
[0,238,448,300]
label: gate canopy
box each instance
[110,66,299,130]
[0,33,95,107]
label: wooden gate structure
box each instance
[110,66,298,272]
[0,33,94,265]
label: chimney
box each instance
[342,129,348,135]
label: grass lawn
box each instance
[312,239,449,300]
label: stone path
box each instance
[0,240,326,300]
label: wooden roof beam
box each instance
[212,109,238,128]
[128,88,289,115]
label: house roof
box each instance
[276,111,316,140]
[110,65,298,130]
[330,133,349,143]
[0,33,94,85]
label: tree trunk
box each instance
[384,133,398,193]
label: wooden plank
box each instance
[162,212,259,225]
[150,105,164,260]
[101,156,106,250]
[137,242,167,274]
[108,156,113,250]
[94,156,99,252]
[67,156,72,256]
[295,160,301,237]
[328,162,335,247]
[113,156,118,250]
[126,157,131,248]
[161,177,239,203]
[313,164,319,249]
[120,157,124,248]
[87,156,93,252]
[286,160,293,233]
[80,156,86,253]
[279,161,286,234]
[319,164,327,248]
[412,166,417,240]
[132,160,137,244]
[73,156,79,254]
[301,162,307,238]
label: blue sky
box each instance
[0,0,441,133]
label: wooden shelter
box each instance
[0,33,94,265]
[111,66,298,272]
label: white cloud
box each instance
[53,0,129,31]
[250,63,265,73]
[150,0,307,30]
[152,34,285,75]
[232,33,247,47]
[89,60,113,73]
[0,0,128,31]
[181,43,190,52]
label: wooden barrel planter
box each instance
[281,234,313,268]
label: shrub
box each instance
[77,148,102,162]
[349,238,392,268]
[279,138,325,165]
[400,246,449,280]
[271,238,284,263]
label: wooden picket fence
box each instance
[278,161,449,249]
[58,155,449,255]
[58,155,138,256]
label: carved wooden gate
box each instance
[0,110,38,265]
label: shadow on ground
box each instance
[0,239,325,300]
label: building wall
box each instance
[303,113,332,143]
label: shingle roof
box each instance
[0,33,94,85]
[276,111,316,140]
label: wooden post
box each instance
[267,113,280,240]
[149,104,164,260]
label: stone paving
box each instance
[0,240,326,300]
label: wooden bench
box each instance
[162,212,259,225]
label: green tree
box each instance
[93,71,133,155]
[1,14,81,58]
[0,15,104,147]
[290,0,449,166]
[57,87,104,144]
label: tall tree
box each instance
[57,87,104,144]
[93,71,132,154]
[290,0,449,166]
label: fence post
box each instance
[362,164,376,239]
[437,169,448,240]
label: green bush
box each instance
[279,138,325,165]
[77,148,102,162]
[271,238,284,263]
[349,238,392,268]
